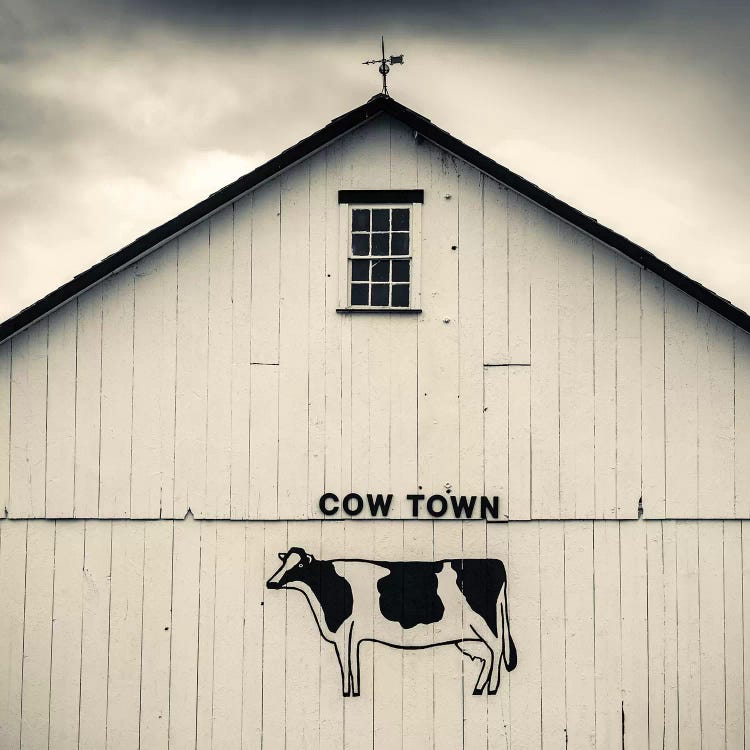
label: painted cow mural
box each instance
[266,546,517,697]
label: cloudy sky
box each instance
[1,0,749,322]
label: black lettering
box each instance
[319,493,339,516]
[407,493,425,517]
[343,493,364,515]
[367,493,393,516]
[427,494,448,517]
[480,496,500,520]
[450,495,477,518]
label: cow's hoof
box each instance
[472,688,483,696]
[488,688,498,696]
[352,691,360,697]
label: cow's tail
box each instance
[500,580,517,672]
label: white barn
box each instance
[1,93,749,749]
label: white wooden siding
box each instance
[0,517,745,748]
[1,114,749,521]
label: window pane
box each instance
[392,208,409,231]
[391,233,409,255]
[372,233,389,255]
[371,283,389,306]
[351,259,369,281]
[392,260,409,282]
[352,234,370,256]
[392,284,409,307]
[351,283,369,306]
[372,209,389,231]
[352,209,370,231]
[371,259,389,282]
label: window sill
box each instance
[336,307,422,314]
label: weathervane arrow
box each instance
[363,36,404,97]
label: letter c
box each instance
[319,493,339,516]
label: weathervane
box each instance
[363,36,404,97]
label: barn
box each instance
[1,93,749,749]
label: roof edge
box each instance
[2,92,749,342]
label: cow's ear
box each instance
[278,552,286,561]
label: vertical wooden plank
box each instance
[307,152,327,515]
[697,307,735,518]
[564,521,595,748]
[539,521,566,747]
[74,287,103,518]
[241,523,265,749]
[323,140,343,514]
[661,520,679,748]
[78,521,113,750]
[99,271,135,518]
[20,521,55,749]
[743,522,750,746]
[46,302,77,518]
[619,521,649,748]
[676,521,701,743]
[48,521,85,750]
[250,179,281,365]
[174,222,209,518]
[529,206,560,519]
[9,321,48,517]
[402,522,435,750]
[645,521,665,750]
[641,272,665,518]
[737,330,750,517]
[250,364,279,518]
[593,521,621,749]
[0,520,27,749]
[463,522,490,749]
[487,522,512,750]
[278,164,311,520]
[168,516,201,748]
[131,242,177,519]
[508,366,531,521]
[318,521,345,750]
[231,195,252,519]
[507,190,531,365]
[195,522,217,750]
[372,520,404,748]
[139,521,173,750]
[212,522,245,747]
[508,521,542,749]
[483,180,509,365]
[593,244,617,519]
[106,522,145,750]
[0,343,9,515]
[261,521,288,750]
[558,228,595,519]
[484,367,509,520]
[458,163,485,511]
[284,522,322,750]
[723,522,744,750]
[697,521,726,747]
[417,142,459,499]
[615,257,641,519]
[665,286,698,518]
[206,206,234,519]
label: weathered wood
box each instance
[645,521,665,749]
[483,180,509,365]
[0,343,9,516]
[46,302,77,518]
[723,522,744,749]
[661,520,680,747]
[206,205,235,519]
[48,521,85,750]
[737,330,750,517]
[0,520,27,748]
[9,321,48,517]
[99,271,135,518]
[484,366,509,520]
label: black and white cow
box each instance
[266,547,517,697]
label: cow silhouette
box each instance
[266,546,517,697]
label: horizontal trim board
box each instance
[338,189,424,204]
[336,307,422,314]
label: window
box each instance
[350,206,411,308]
[337,190,422,312]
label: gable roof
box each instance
[2,93,749,342]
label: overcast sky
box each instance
[1,0,749,322]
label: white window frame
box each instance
[337,201,422,312]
